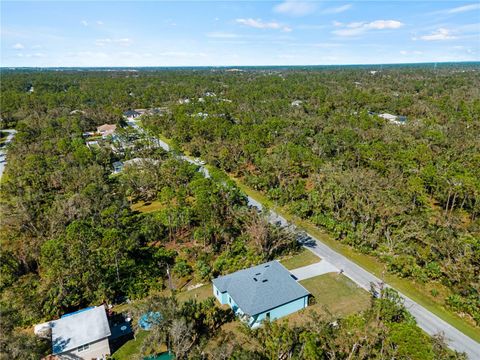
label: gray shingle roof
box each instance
[124,110,141,116]
[213,260,310,316]
[51,306,111,355]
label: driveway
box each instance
[290,261,338,281]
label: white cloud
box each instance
[13,43,24,49]
[445,3,480,14]
[206,32,240,39]
[236,18,292,32]
[96,20,104,25]
[416,28,457,41]
[273,1,316,16]
[400,50,422,55]
[322,4,352,14]
[333,20,403,36]
[367,20,404,30]
[81,20,88,27]
[17,52,47,58]
[95,38,132,46]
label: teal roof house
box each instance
[212,260,310,327]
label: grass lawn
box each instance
[175,284,213,303]
[111,330,151,360]
[300,273,370,317]
[280,248,321,270]
[284,274,370,327]
[131,200,165,214]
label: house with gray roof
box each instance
[50,306,111,359]
[123,110,141,119]
[212,260,310,327]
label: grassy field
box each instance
[111,330,151,360]
[299,273,370,318]
[131,200,165,214]
[175,284,214,303]
[280,248,321,270]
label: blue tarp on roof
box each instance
[61,306,95,318]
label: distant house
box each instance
[123,158,160,168]
[134,109,147,115]
[86,140,99,149]
[36,306,111,360]
[149,107,170,115]
[123,110,141,119]
[378,113,407,125]
[213,260,310,328]
[97,124,117,137]
[112,161,124,174]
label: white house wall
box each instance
[57,337,110,360]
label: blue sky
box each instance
[1,1,479,66]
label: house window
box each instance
[77,344,90,352]
[229,297,232,304]
[266,312,271,320]
[216,290,219,296]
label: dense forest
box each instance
[0,65,478,358]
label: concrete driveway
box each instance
[290,261,338,281]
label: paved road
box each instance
[0,130,16,180]
[285,221,480,359]
[290,261,338,281]
[128,118,480,359]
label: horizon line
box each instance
[1,61,479,69]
